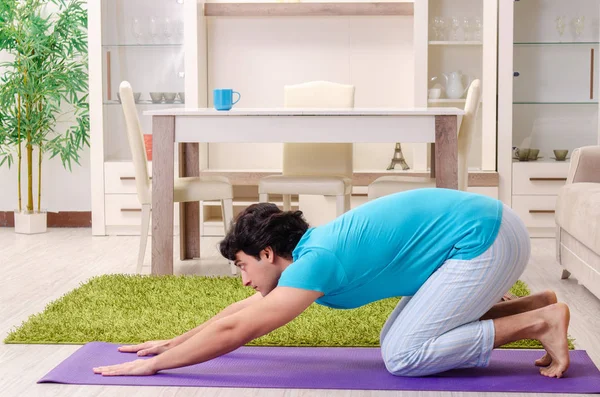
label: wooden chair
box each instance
[259,81,355,216]
[368,79,482,199]
[119,81,236,274]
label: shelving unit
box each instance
[498,0,600,237]
[425,0,497,173]
[89,0,187,235]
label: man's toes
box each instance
[535,353,552,367]
[540,363,565,378]
[540,367,556,378]
[544,290,558,305]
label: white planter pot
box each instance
[14,210,47,234]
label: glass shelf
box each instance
[102,44,184,48]
[429,41,483,46]
[512,159,571,164]
[514,42,599,46]
[428,99,466,103]
[104,101,185,105]
[513,101,598,105]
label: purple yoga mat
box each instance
[39,342,600,393]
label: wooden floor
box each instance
[1,228,599,397]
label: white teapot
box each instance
[443,71,471,99]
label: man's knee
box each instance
[382,346,436,377]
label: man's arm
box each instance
[93,287,322,375]
[118,292,264,356]
[169,292,264,347]
[150,287,321,371]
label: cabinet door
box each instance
[101,0,186,162]
[426,0,492,171]
[511,0,600,157]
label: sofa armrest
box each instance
[566,146,600,184]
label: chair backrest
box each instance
[119,81,151,204]
[457,79,482,191]
[283,81,355,178]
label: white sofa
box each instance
[555,145,600,300]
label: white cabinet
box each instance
[511,162,569,196]
[89,0,190,235]
[103,162,181,235]
[511,161,569,237]
[498,0,600,237]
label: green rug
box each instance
[4,275,573,349]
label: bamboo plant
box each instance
[0,0,89,214]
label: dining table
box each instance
[143,107,465,275]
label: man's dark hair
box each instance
[219,203,309,261]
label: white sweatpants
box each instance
[380,205,530,376]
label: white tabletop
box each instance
[143,107,465,117]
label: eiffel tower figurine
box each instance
[386,142,410,170]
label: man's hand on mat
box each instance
[118,340,171,356]
[93,358,157,376]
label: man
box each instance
[94,188,570,378]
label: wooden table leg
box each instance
[152,116,175,275]
[434,115,458,189]
[429,143,436,179]
[179,143,200,260]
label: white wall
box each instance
[0,147,91,212]
[206,15,415,170]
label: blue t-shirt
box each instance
[277,188,503,309]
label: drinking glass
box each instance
[433,17,446,40]
[431,18,439,41]
[555,16,566,37]
[149,16,159,43]
[131,17,143,43]
[473,17,482,41]
[449,17,460,41]
[462,16,472,41]
[177,19,184,38]
[163,17,173,40]
[574,16,585,38]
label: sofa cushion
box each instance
[556,183,600,256]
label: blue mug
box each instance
[213,89,241,111]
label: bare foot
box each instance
[533,293,561,368]
[536,303,570,378]
[527,290,557,308]
[540,290,558,306]
[535,353,552,367]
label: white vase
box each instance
[14,210,47,234]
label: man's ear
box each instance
[262,247,275,264]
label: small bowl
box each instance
[553,149,569,161]
[116,92,141,104]
[178,92,185,103]
[528,148,540,160]
[428,88,442,100]
[518,148,530,162]
[163,92,177,104]
[149,92,164,103]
